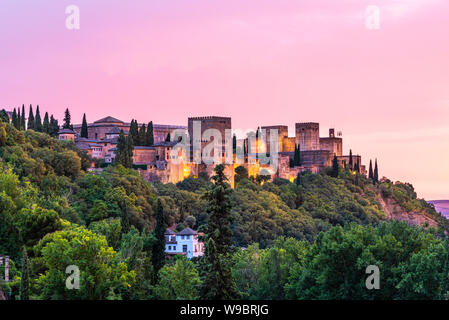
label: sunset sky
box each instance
[0,0,448,199]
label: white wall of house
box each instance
[165,233,203,260]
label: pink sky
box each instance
[1,0,448,199]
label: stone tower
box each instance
[188,116,232,162]
[295,122,320,151]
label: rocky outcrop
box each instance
[378,195,438,228]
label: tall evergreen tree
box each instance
[368,159,373,181]
[165,132,171,142]
[19,248,30,300]
[152,199,168,284]
[116,130,128,167]
[27,105,34,130]
[42,112,49,134]
[35,105,42,132]
[331,155,339,178]
[138,124,146,146]
[374,159,379,184]
[12,108,18,129]
[199,164,237,300]
[63,108,72,130]
[126,134,134,168]
[17,108,21,130]
[21,104,25,129]
[49,115,59,136]
[294,144,301,166]
[129,120,139,143]
[146,122,154,146]
[349,149,353,170]
[81,113,88,138]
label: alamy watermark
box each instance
[365,265,380,290]
[66,265,80,290]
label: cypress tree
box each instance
[126,134,134,168]
[81,113,88,138]
[138,124,146,146]
[42,112,49,134]
[35,105,42,132]
[63,108,72,129]
[19,248,30,300]
[129,120,138,143]
[12,108,18,129]
[374,159,379,184]
[199,164,237,300]
[331,154,339,178]
[27,105,34,130]
[232,134,237,153]
[116,130,128,167]
[349,149,353,170]
[165,132,171,142]
[146,122,154,146]
[295,171,302,186]
[17,108,21,130]
[49,115,59,136]
[152,199,168,284]
[21,104,25,129]
[369,159,373,181]
[294,144,301,166]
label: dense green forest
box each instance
[1,119,449,300]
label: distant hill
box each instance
[428,200,449,218]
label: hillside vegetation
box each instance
[0,120,448,300]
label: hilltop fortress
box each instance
[64,115,365,186]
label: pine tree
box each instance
[332,154,339,178]
[81,113,88,138]
[63,108,72,130]
[19,248,30,300]
[138,124,146,146]
[199,164,237,300]
[35,105,42,132]
[146,122,154,146]
[42,112,49,134]
[12,108,18,129]
[21,104,25,129]
[369,159,373,181]
[374,159,379,184]
[27,105,34,130]
[165,132,171,142]
[152,199,168,284]
[349,149,353,170]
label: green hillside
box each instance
[1,120,449,300]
